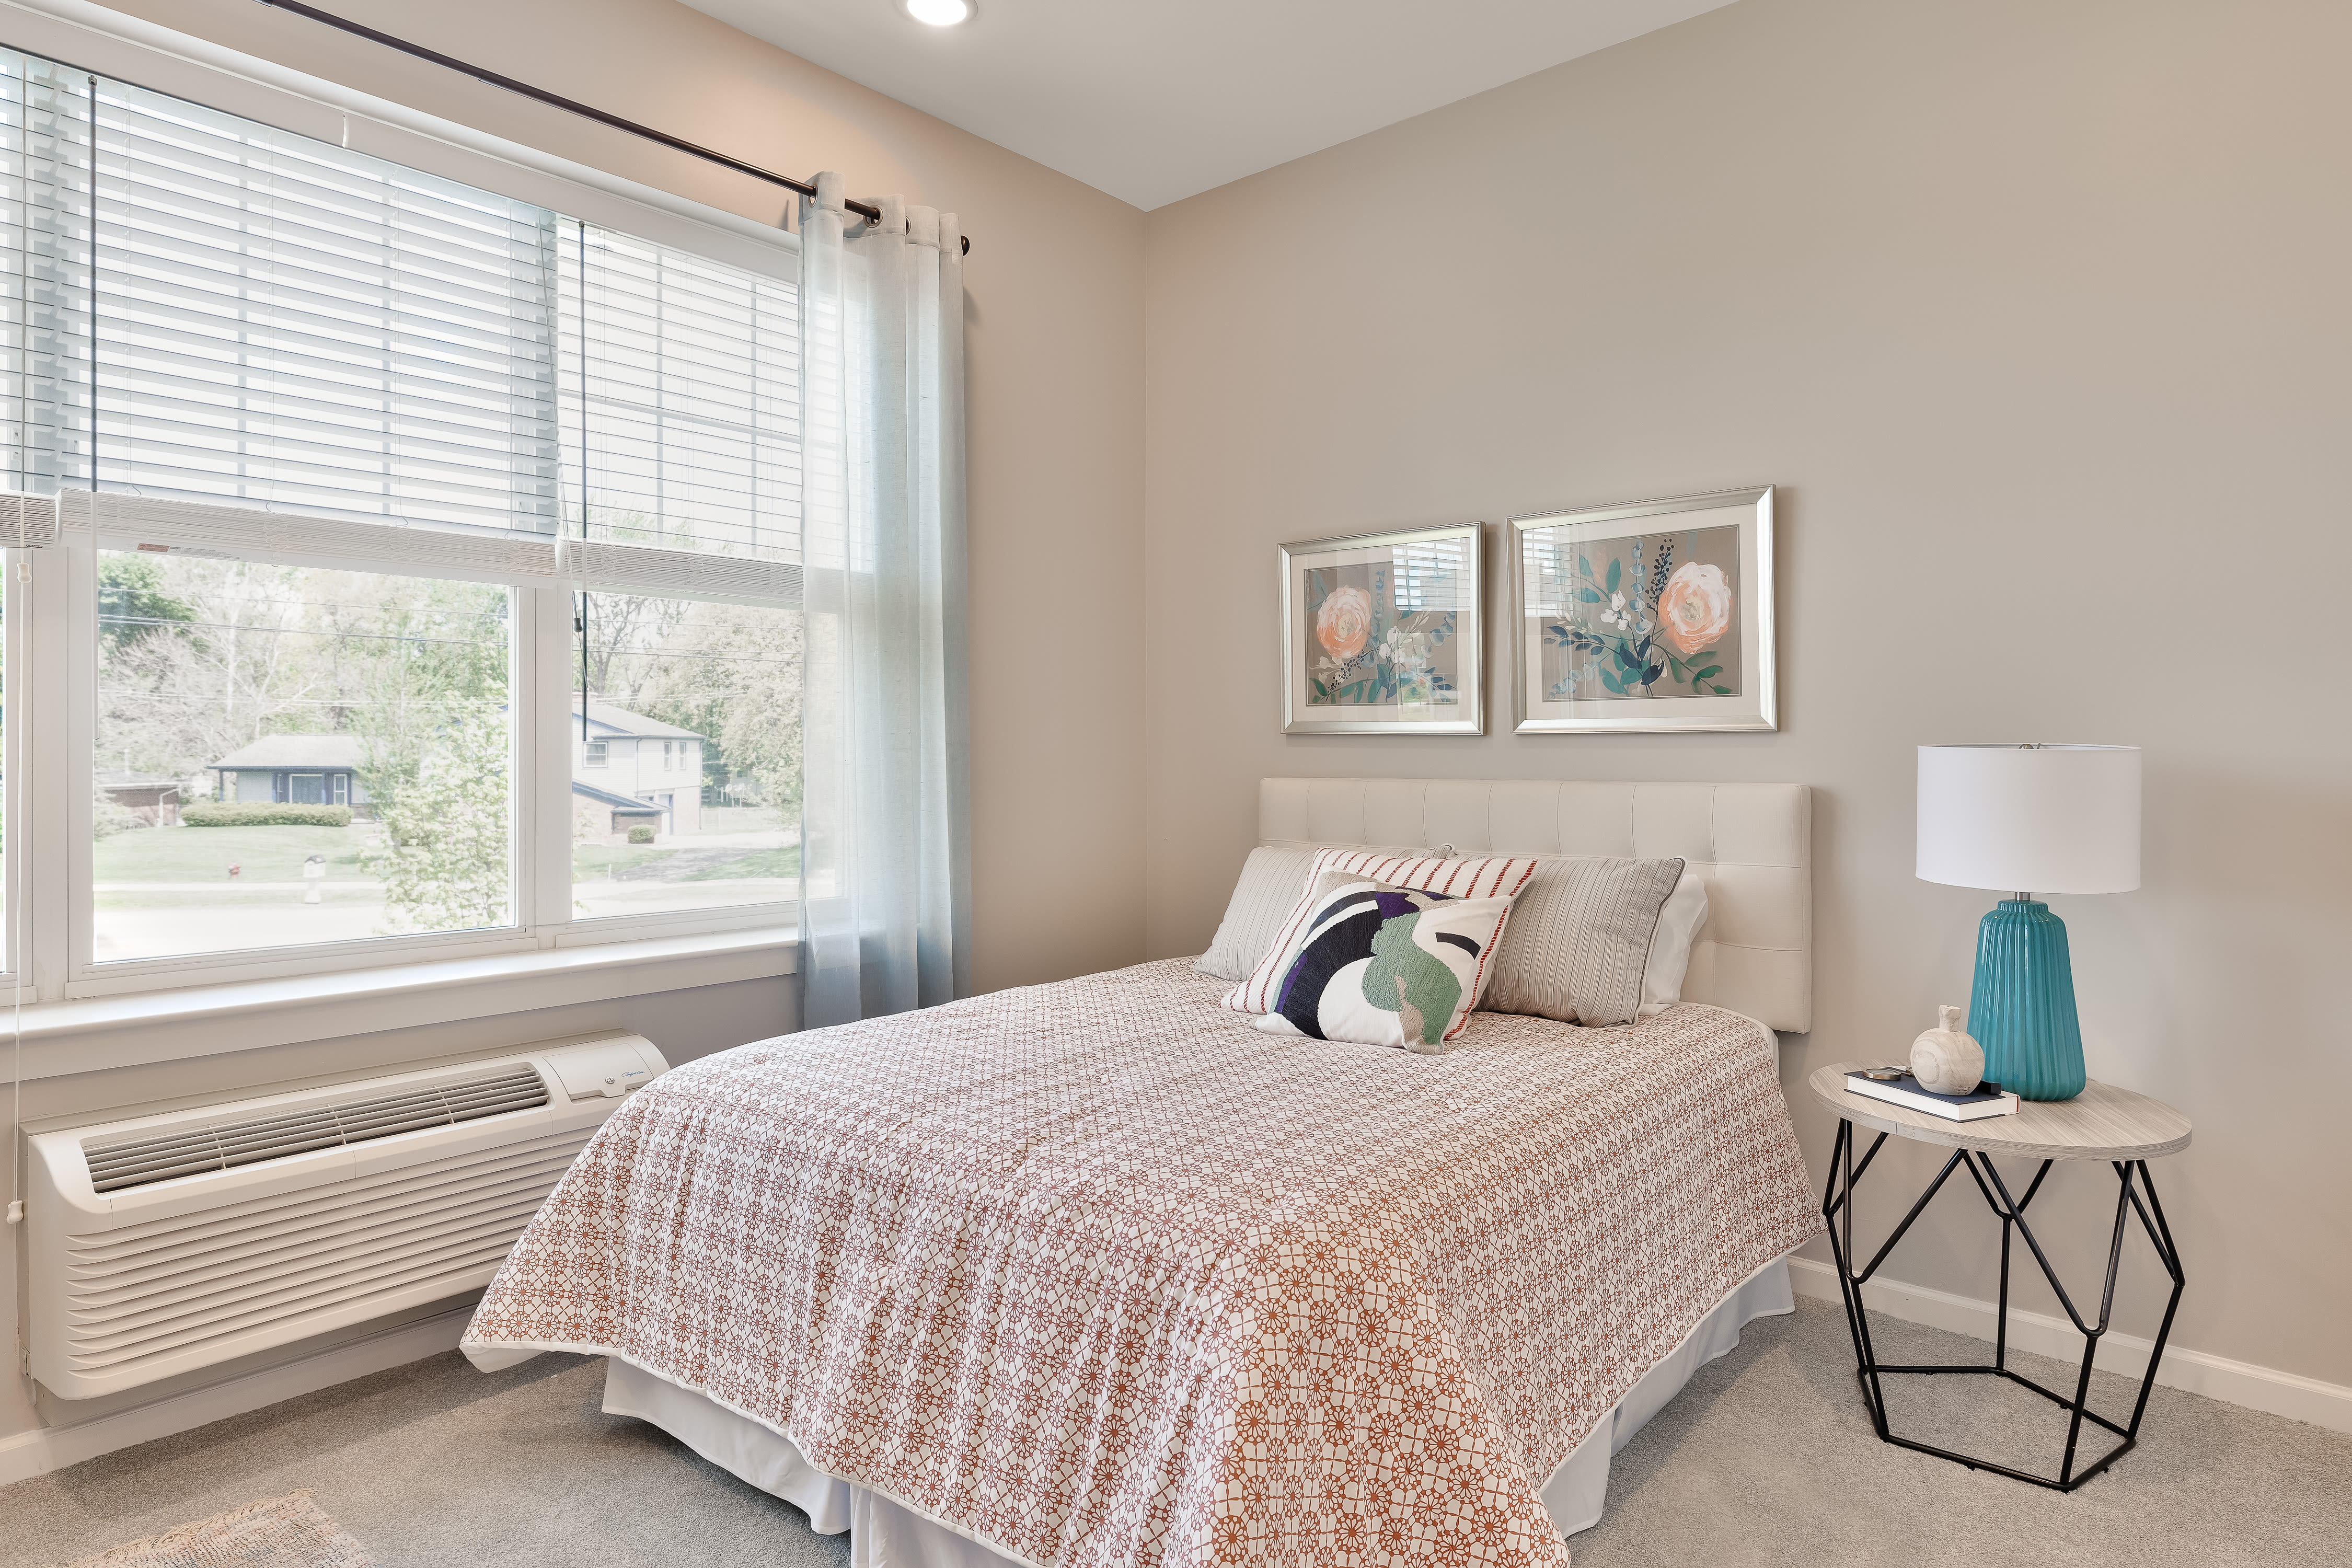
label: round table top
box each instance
[1808,1062,2192,1161]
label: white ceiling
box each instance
[681,0,1740,210]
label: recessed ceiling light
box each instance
[904,0,971,25]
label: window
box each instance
[0,49,804,998]
[95,553,514,962]
[571,592,799,920]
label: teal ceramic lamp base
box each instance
[1968,898,2085,1101]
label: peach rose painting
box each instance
[1301,561,1462,709]
[1539,525,1743,701]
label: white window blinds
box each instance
[0,51,91,511]
[559,222,801,567]
[89,76,560,532]
[0,52,802,607]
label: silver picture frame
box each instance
[1509,486,1776,734]
[1279,521,1485,735]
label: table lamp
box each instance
[1916,744,2141,1101]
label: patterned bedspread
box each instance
[464,960,1818,1567]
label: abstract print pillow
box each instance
[1220,849,1543,1018]
[1252,874,1518,1051]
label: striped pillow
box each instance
[1221,849,1542,1017]
[1194,844,1427,983]
[1476,855,1688,1027]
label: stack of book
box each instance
[1843,1068,2019,1121]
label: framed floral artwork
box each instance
[1279,522,1484,735]
[1511,487,1775,734]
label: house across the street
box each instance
[205,736,371,814]
[197,703,706,841]
[572,699,706,837]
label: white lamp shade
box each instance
[1917,744,2141,895]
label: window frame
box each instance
[2,548,20,998]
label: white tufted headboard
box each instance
[1260,777,1812,1034]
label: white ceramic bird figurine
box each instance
[1911,1005,1985,1094]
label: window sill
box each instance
[11,927,798,1083]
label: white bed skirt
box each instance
[602,1254,1794,1565]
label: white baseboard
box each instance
[1787,1256,2352,1435]
[0,1304,475,1488]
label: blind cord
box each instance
[577,220,591,743]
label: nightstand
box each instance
[1808,1063,2190,1491]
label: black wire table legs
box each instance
[1820,1117,2187,1490]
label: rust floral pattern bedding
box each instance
[465,961,1819,1567]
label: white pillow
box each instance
[1639,869,1710,1019]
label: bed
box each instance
[464,778,1819,1567]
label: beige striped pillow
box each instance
[1194,844,1425,983]
[1221,849,1543,1016]
[1477,855,1688,1027]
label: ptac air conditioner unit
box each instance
[27,1035,667,1402]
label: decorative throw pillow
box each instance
[1251,873,1519,1051]
[1193,843,1426,983]
[1222,849,1542,1017]
[1475,855,1688,1027]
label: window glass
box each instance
[572,592,797,918]
[94,551,513,961]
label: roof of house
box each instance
[97,769,183,789]
[571,780,666,813]
[572,698,705,741]
[208,735,366,770]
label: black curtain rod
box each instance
[250,0,970,254]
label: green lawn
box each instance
[571,844,676,881]
[572,842,800,883]
[94,823,373,882]
[96,822,798,888]
[687,844,799,881]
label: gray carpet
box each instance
[3,1298,2345,1566]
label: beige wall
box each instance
[1142,0,2352,1386]
[1,0,1143,1444]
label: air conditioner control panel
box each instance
[544,1037,668,1102]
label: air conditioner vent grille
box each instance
[83,1065,550,1194]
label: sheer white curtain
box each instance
[798,174,970,1026]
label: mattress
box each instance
[464,960,1819,1568]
